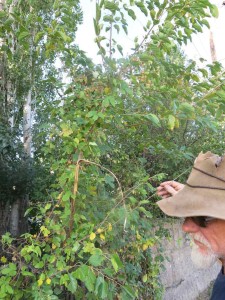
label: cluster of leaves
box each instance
[0,0,225,300]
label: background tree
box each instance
[0,0,82,236]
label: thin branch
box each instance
[78,158,127,231]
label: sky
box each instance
[76,0,225,66]
[184,0,225,65]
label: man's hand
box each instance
[156,181,184,198]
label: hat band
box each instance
[186,182,225,191]
[193,166,225,183]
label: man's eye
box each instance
[205,217,215,223]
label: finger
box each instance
[159,181,174,187]
[156,189,170,196]
[163,184,177,196]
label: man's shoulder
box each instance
[210,269,225,300]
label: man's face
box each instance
[182,217,225,268]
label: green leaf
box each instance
[105,96,115,107]
[127,9,136,20]
[117,44,123,55]
[136,2,148,16]
[138,207,153,218]
[103,15,114,23]
[210,4,219,18]
[122,25,128,35]
[21,270,34,277]
[122,285,136,299]
[45,203,51,211]
[0,11,6,18]
[201,19,210,29]
[95,277,108,299]
[100,0,105,8]
[73,265,96,292]
[138,200,149,206]
[111,253,123,273]
[89,252,105,267]
[179,103,195,117]
[34,261,44,268]
[139,53,150,62]
[104,174,115,188]
[114,24,120,33]
[60,274,70,286]
[58,31,71,42]
[87,110,99,118]
[93,18,100,36]
[145,114,161,127]
[68,274,77,293]
[24,207,34,217]
[104,1,118,13]
[96,3,101,22]
[18,31,29,41]
[95,276,104,294]
[1,263,17,276]
[191,74,200,82]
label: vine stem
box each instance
[78,158,127,231]
[68,152,82,238]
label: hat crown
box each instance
[190,152,225,186]
[157,151,225,220]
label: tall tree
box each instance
[0,0,82,236]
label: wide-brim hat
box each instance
[157,151,225,220]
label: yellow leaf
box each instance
[0,256,7,263]
[175,118,180,128]
[52,244,56,250]
[104,87,111,94]
[40,225,50,237]
[100,233,105,241]
[168,115,176,131]
[46,278,51,285]
[37,279,43,286]
[97,228,104,234]
[89,232,96,241]
[136,231,141,240]
[142,274,148,283]
[62,128,73,137]
[142,244,148,251]
[108,223,112,231]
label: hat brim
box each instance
[157,185,225,220]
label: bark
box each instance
[23,88,32,157]
[0,0,30,237]
[9,199,20,236]
[0,0,5,10]
[0,202,10,236]
[209,31,217,63]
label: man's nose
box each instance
[182,217,200,233]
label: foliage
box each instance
[0,0,225,299]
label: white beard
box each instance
[190,233,219,269]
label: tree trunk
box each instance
[0,202,10,236]
[209,31,217,63]
[0,0,30,237]
[23,88,32,157]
